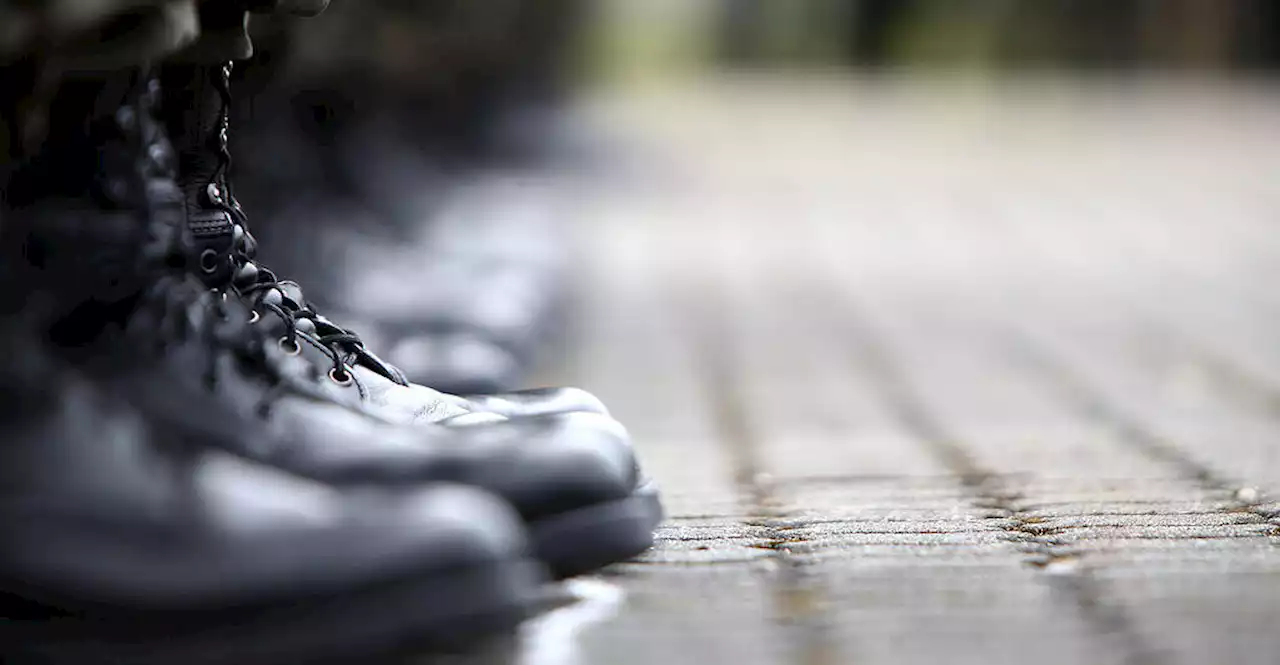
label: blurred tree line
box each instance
[716,0,1280,70]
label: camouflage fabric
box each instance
[0,0,327,161]
[0,0,327,66]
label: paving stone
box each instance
[578,564,790,665]
[555,76,1280,665]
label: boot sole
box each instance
[531,480,665,579]
[3,557,545,665]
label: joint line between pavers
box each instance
[836,296,1166,665]
[683,291,844,665]
[1002,330,1280,536]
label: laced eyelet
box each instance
[328,367,354,387]
[199,249,220,274]
[278,337,301,356]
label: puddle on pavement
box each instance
[516,577,627,665]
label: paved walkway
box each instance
[543,74,1280,665]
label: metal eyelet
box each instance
[199,249,220,274]
[278,337,302,356]
[328,367,354,387]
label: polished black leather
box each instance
[20,226,638,525]
[0,325,539,665]
[0,70,534,623]
[2,67,640,528]
[462,386,609,419]
[0,362,528,611]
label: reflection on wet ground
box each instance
[518,579,627,665]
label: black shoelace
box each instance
[199,61,390,388]
[146,273,296,417]
[126,78,299,417]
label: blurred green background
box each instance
[589,0,1280,82]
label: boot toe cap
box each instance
[499,412,640,520]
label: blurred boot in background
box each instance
[230,0,591,394]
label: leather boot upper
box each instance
[0,70,532,615]
[1,65,639,525]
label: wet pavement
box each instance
[533,74,1280,665]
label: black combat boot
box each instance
[4,60,659,577]
[159,60,662,575]
[0,64,543,664]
